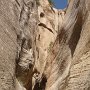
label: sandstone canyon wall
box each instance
[0,0,90,90]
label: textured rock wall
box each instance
[0,0,19,89]
[0,0,38,90]
[0,0,90,90]
[44,0,90,90]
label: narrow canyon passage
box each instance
[0,0,90,90]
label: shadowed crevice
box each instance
[38,23,54,34]
[68,12,83,56]
[33,74,47,90]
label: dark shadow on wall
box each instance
[68,11,83,56]
[33,74,47,90]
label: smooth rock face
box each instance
[0,0,38,90]
[0,0,18,89]
[0,0,90,90]
[45,0,90,90]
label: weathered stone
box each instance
[0,0,90,90]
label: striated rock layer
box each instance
[0,0,90,90]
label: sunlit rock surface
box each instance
[0,0,90,90]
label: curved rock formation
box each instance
[0,0,90,90]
